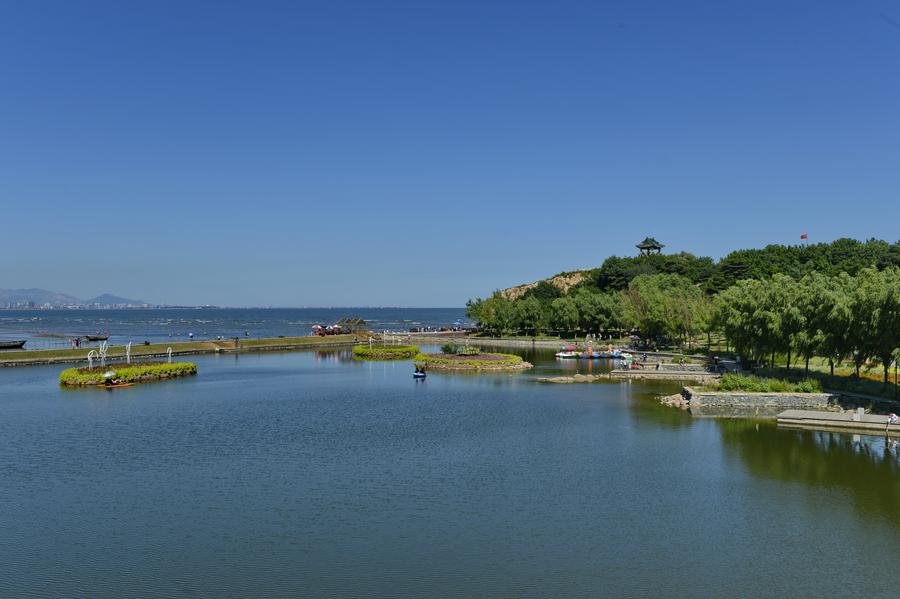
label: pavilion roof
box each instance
[636,236,665,249]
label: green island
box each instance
[352,344,419,360]
[59,361,198,386]
[415,346,531,371]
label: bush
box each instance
[440,344,482,356]
[352,345,419,360]
[717,373,821,393]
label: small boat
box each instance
[85,334,109,342]
[96,382,134,388]
[0,339,27,350]
[555,351,580,359]
[413,371,426,379]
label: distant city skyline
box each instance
[2,1,899,306]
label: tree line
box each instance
[538,237,900,296]
[467,267,900,385]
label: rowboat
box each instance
[555,351,580,359]
[96,382,134,389]
[0,339,27,349]
[84,334,109,342]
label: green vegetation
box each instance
[352,344,419,360]
[414,352,527,369]
[468,237,900,390]
[59,361,197,386]
[440,344,481,356]
[710,373,822,393]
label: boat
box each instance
[96,382,134,388]
[0,339,27,350]
[413,371,426,379]
[84,334,109,342]
[555,351,580,359]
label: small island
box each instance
[59,361,198,386]
[415,345,532,371]
[352,344,419,360]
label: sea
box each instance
[0,307,469,350]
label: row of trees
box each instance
[716,268,900,383]
[466,273,712,347]
[468,268,900,385]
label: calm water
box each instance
[2,346,899,597]
[0,307,470,349]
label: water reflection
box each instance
[718,419,900,527]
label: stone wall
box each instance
[682,386,838,410]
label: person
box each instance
[886,413,899,435]
[189,332,194,341]
[245,331,250,337]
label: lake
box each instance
[1,345,899,597]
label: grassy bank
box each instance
[353,344,419,360]
[60,361,197,386]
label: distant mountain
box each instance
[0,288,84,306]
[86,293,148,306]
[0,288,149,307]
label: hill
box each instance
[497,238,900,299]
[0,288,149,308]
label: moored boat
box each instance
[84,334,109,342]
[0,339,27,349]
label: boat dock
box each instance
[777,409,900,437]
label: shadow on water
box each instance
[717,419,900,527]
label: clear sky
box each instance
[2,0,899,306]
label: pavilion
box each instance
[636,237,664,255]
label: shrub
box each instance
[352,345,419,360]
[717,373,821,393]
[440,344,482,356]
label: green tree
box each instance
[550,296,579,334]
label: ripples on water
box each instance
[0,307,470,349]
[0,347,899,597]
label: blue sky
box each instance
[2,0,899,306]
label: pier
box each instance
[777,409,900,436]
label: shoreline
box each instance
[0,335,361,367]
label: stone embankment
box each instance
[661,386,842,418]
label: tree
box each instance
[550,297,579,334]
[573,289,620,335]
[514,296,545,336]
[854,268,900,385]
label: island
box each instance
[59,361,198,386]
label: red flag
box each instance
[800,234,808,239]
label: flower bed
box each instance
[414,352,532,371]
[352,345,419,360]
[59,361,198,386]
